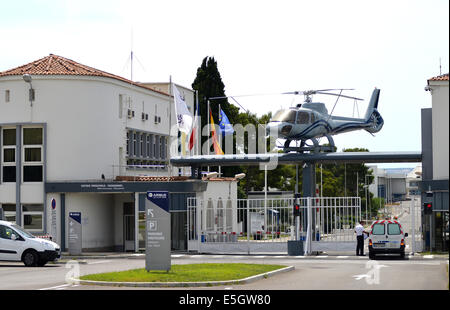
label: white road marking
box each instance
[423,255,434,259]
[39,284,72,290]
[171,254,185,258]
[336,256,349,259]
[213,255,224,258]
[353,274,369,280]
[315,256,328,258]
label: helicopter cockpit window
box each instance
[296,112,310,124]
[272,110,297,123]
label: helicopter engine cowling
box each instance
[365,109,384,133]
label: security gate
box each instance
[187,197,361,254]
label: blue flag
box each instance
[219,109,234,136]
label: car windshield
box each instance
[388,223,401,235]
[372,223,385,235]
[11,224,35,238]
[272,110,297,123]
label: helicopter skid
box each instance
[282,145,336,154]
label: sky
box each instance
[0,0,448,168]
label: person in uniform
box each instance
[354,221,368,256]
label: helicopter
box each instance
[265,88,383,153]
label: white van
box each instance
[368,220,408,259]
[0,220,61,267]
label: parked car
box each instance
[368,220,408,259]
[0,220,60,266]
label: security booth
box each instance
[419,180,449,252]
[44,178,207,253]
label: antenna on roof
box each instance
[439,57,442,75]
[131,28,134,81]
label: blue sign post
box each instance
[68,212,82,255]
[145,191,171,271]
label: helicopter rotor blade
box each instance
[281,88,355,96]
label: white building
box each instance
[0,54,235,252]
[420,73,449,252]
[366,165,420,202]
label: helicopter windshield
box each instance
[272,109,297,123]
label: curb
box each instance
[70,265,295,288]
[61,254,145,260]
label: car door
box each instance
[386,222,402,249]
[0,224,21,261]
[371,222,386,249]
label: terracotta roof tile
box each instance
[0,54,170,96]
[428,73,449,81]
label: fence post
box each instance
[411,198,416,255]
[247,200,250,255]
[304,197,312,255]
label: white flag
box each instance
[173,85,193,134]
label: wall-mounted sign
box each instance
[50,198,57,243]
[145,191,171,271]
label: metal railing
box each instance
[187,197,361,250]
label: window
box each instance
[5,90,10,103]
[22,127,43,182]
[126,131,130,155]
[297,112,310,124]
[272,110,297,123]
[2,128,16,182]
[23,166,43,182]
[140,134,145,157]
[22,205,43,232]
[133,132,137,157]
[1,204,16,223]
[387,223,401,235]
[0,225,14,240]
[371,223,385,235]
[154,135,158,158]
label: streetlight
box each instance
[22,74,35,106]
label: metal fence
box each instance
[187,196,361,254]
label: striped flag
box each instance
[209,109,224,155]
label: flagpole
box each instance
[168,76,173,181]
[207,99,210,173]
[218,104,222,177]
[196,90,200,157]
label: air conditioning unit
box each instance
[127,109,134,119]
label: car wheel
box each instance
[369,252,375,260]
[23,250,38,267]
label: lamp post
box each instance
[22,74,34,106]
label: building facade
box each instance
[420,73,449,252]
[0,54,210,252]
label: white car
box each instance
[0,220,61,267]
[368,220,408,259]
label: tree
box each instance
[191,56,240,149]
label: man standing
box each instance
[354,221,367,256]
